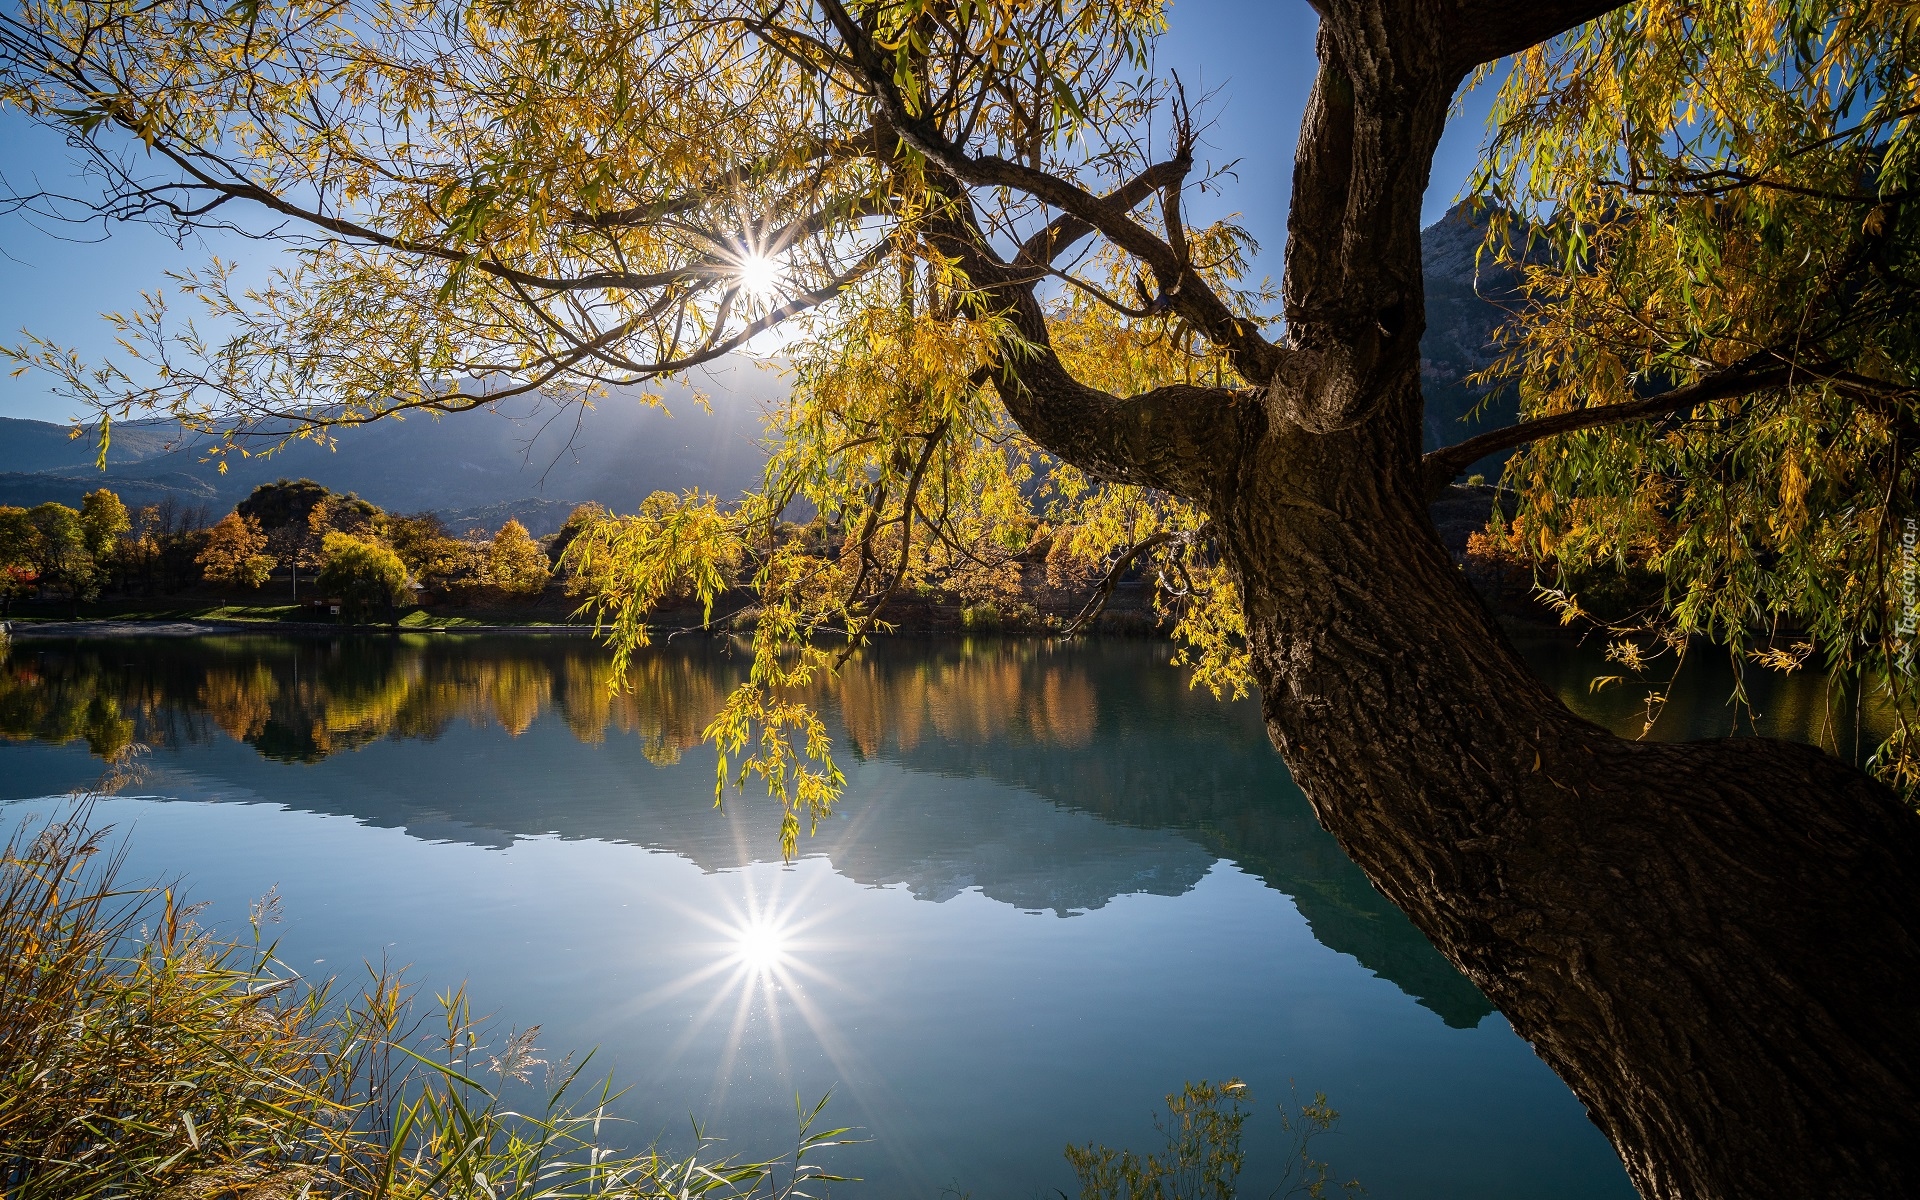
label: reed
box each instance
[0,803,852,1199]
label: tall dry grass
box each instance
[0,803,852,1199]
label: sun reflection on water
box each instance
[730,913,791,973]
[610,863,887,1129]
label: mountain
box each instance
[1419,199,1532,472]
[0,364,779,529]
[437,498,599,538]
[0,466,222,514]
[0,210,1521,517]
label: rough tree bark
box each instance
[1224,387,1920,1199]
[901,0,1920,1195]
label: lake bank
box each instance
[5,616,602,638]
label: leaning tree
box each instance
[4,0,1918,1194]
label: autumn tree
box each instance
[421,538,488,595]
[487,519,551,596]
[195,512,275,589]
[125,498,215,594]
[313,532,409,623]
[238,478,331,594]
[384,512,451,569]
[25,503,96,610]
[5,1,1919,1194]
[236,479,331,533]
[76,488,129,561]
[0,506,36,615]
[547,503,608,575]
[306,492,384,543]
[383,511,477,595]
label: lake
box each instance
[3,631,1843,1198]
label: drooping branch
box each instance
[82,128,876,300]
[1060,523,1212,638]
[562,128,890,230]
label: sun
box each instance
[731,914,789,972]
[735,254,783,302]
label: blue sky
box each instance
[0,0,1498,423]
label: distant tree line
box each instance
[2,479,1142,630]
[0,489,200,616]
[0,478,561,619]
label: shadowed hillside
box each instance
[1419,200,1530,469]
[0,364,779,524]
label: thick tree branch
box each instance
[815,0,1283,385]
[1274,21,1448,434]
[923,193,1261,500]
[1010,156,1192,274]
[991,344,1259,499]
[1273,0,1625,442]
[1419,363,1798,495]
[1438,0,1631,76]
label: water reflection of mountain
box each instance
[0,634,1490,1026]
[832,643,1497,1026]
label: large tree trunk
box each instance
[1218,381,1920,1197]
[915,0,1920,1185]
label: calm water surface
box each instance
[2,631,1823,1199]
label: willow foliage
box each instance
[1469,0,1920,781]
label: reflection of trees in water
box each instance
[3,633,1499,1025]
[3,631,1885,1032]
[8,629,1880,774]
[0,631,1137,769]
[198,663,278,741]
[1512,633,1892,758]
[0,652,137,760]
[0,636,739,764]
[834,640,1498,1027]
[835,640,1099,757]
[610,653,735,764]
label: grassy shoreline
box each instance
[5,615,601,638]
[1,598,601,636]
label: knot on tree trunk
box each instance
[1269,319,1413,435]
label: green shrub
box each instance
[961,603,1001,631]
[315,532,410,622]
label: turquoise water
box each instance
[0,634,1663,1198]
